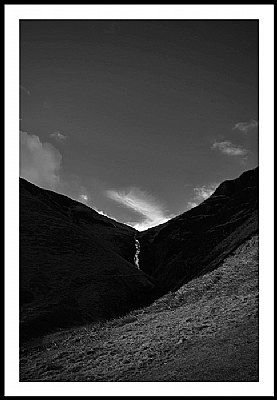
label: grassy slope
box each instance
[20,179,155,341]
[20,235,258,382]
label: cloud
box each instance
[193,184,218,201]
[20,134,117,221]
[20,131,62,189]
[50,131,67,142]
[211,141,248,156]
[187,183,218,210]
[186,202,198,209]
[106,187,171,231]
[233,119,258,133]
[79,194,89,204]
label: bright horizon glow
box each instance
[106,187,172,231]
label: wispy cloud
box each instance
[232,119,258,134]
[106,187,171,231]
[20,131,62,189]
[186,201,198,210]
[193,184,218,201]
[187,183,218,210]
[78,193,89,204]
[211,141,248,156]
[50,131,67,142]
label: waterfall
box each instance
[134,235,140,269]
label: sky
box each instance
[20,20,258,230]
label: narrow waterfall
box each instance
[134,235,140,269]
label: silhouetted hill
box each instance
[20,179,155,341]
[138,167,258,296]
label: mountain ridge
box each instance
[20,166,258,340]
[137,166,258,295]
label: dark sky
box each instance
[20,20,258,230]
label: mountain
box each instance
[20,179,155,341]
[20,167,258,341]
[138,167,258,296]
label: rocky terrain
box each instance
[20,235,259,381]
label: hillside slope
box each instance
[20,179,155,341]
[138,167,258,295]
[20,235,258,382]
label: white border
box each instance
[5,4,274,397]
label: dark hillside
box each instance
[138,167,258,295]
[20,179,155,341]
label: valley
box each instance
[20,235,259,381]
[20,167,259,381]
